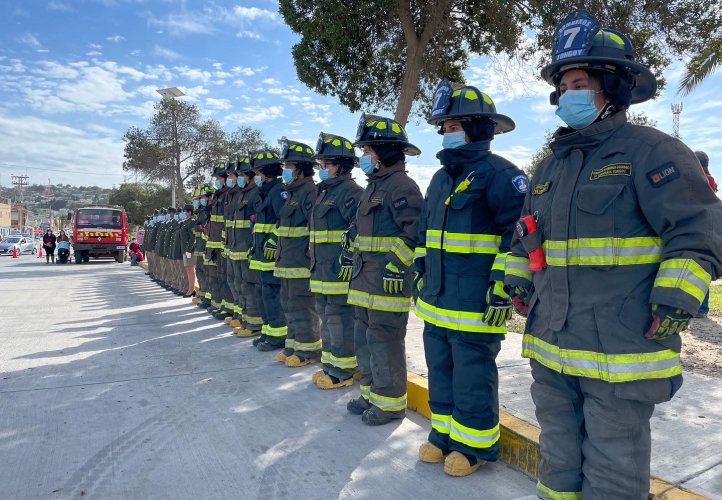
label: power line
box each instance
[0,162,126,178]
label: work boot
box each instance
[316,373,353,390]
[353,371,362,381]
[223,316,233,325]
[213,310,228,321]
[198,300,212,309]
[257,341,281,352]
[285,354,319,367]
[230,318,242,328]
[361,406,405,426]
[346,396,372,415]
[311,370,327,384]
[252,336,264,347]
[192,296,201,304]
[443,452,484,477]
[275,351,288,362]
[235,327,260,337]
[419,442,448,464]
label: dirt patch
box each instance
[682,313,722,378]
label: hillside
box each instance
[0,184,112,224]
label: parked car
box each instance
[0,235,37,255]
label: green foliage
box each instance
[679,36,722,95]
[108,183,173,225]
[279,0,722,124]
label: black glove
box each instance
[382,262,405,294]
[210,249,218,262]
[482,282,513,326]
[263,238,278,261]
[338,251,353,281]
[645,304,691,340]
[504,284,530,317]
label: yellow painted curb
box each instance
[406,372,708,499]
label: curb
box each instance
[405,372,708,500]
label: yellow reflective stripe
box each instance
[228,251,248,261]
[347,289,411,312]
[211,300,222,308]
[310,230,345,243]
[210,214,224,222]
[201,233,208,241]
[193,251,204,257]
[354,235,396,252]
[654,258,711,303]
[254,223,276,233]
[192,230,201,236]
[293,339,322,352]
[265,325,288,337]
[234,220,252,229]
[431,412,451,435]
[415,298,506,334]
[492,252,507,272]
[450,418,500,449]
[426,229,500,254]
[225,220,234,228]
[369,391,407,412]
[205,241,224,249]
[522,334,682,382]
[506,255,532,281]
[536,482,582,500]
[544,237,662,266]
[414,247,426,259]
[273,267,311,278]
[276,225,310,237]
[249,259,275,271]
[320,351,358,369]
[310,280,349,295]
[391,238,414,267]
[243,314,263,326]
[360,384,371,400]
[285,338,296,350]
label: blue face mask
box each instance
[254,175,263,186]
[442,131,467,149]
[165,214,170,221]
[192,199,200,210]
[213,179,223,190]
[226,177,236,188]
[174,214,179,221]
[237,176,246,188]
[282,168,296,184]
[359,155,377,175]
[555,89,603,129]
[318,168,335,182]
[200,198,207,207]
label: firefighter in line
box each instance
[230,158,264,337]
[504,10,722,499]
[170,207,187,295]
[274,139,322,367]
[191,188,206,304]
[248,150,288,351]
[223,160,244,327]
[158,207,174,289]
[346,114,423,425]
[197,185,216,308]
[309,133,363,389]
[179,203,197,297]
[145,209,160,281]
[205,164,231,320]
[415,81,527,477]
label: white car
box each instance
[0,236,37,255]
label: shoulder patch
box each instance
[344,198,356,209]
[647,163,680,188]
[533,181,550,195]
[590,163,632,180]
[512,175,529,193]
[323,199,335,206]
[305,201,313,211]
[392,197,408,209]
[280,191,289,200]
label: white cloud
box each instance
[232,66,266,76]
[174,65,212,83]
[106,35,126,43]
[89,43,103,50]
[225,105,284,124]
[48,1,72,11]
[147,12,214,36]
[262,77,281,86]
[86,51,103,56]
[180,85,210,99]
[17,33,43,50]
[232,6,279,22]
[154,45,183,61]
[237,30,262,40]
[34,61,79,79]
[205,97,232,110]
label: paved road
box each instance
[0,256,536,500]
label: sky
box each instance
[1,0,721,196]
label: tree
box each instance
[279,1,722,126]
[525,112,658,176]
[679,37,722,95]
[108,183,173,225]
[122,98,227,204]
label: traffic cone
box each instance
[37,245,43,259]
[12,246,18,258]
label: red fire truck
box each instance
[71,206,128,264]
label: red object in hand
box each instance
[516,214,547,272]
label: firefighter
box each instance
[346,114,423,425]
[503,10,722,499]
[310,132,363,388]
[206,164,231,319]
[169,207,185,294]
[248,149,288,351]
[159,207,174,289]
[415,81,527,476]
[272,139,322,366]
[224,160,244,327]
[146,209,160,280]
[198,185,216,309]
[191,188,205,304]
[231,158,264,337]
[179,203,197,297]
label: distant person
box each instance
[696,150,716,318]
[56,229,70,243]
[42,229,56,264]
[129,240,144,266]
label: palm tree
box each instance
[679,36,722,95]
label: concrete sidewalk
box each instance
[405,313,722,498]
[0,258,536,499]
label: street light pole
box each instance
[156,87,185,207]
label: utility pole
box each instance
[11,174,29,228]
[671,103,683,139]
[157,87,185,207]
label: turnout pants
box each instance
[205,255,221,307]
[240,260,262,331]
[423,323,501,461]
[195,253,206,297]
[280,278,321,357]
[257,271,287,346]
[530,359,676,500]
[217,254,234,311]
[317,294,357,380]
[354,306,407,416]
[227,258,243,317]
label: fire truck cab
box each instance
[71,206,128,264]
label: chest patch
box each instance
[370,195,383,204]
[392,197,408,209]
[323,199,335,206]
[647,162,680,188]
[280,191,289,200]
[512,175,529,193]
[344,198,356,209]
[533,182,551,195]
[288,199,299,206]
[590,163,632,180]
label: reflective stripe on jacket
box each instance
[274,176,316,279]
